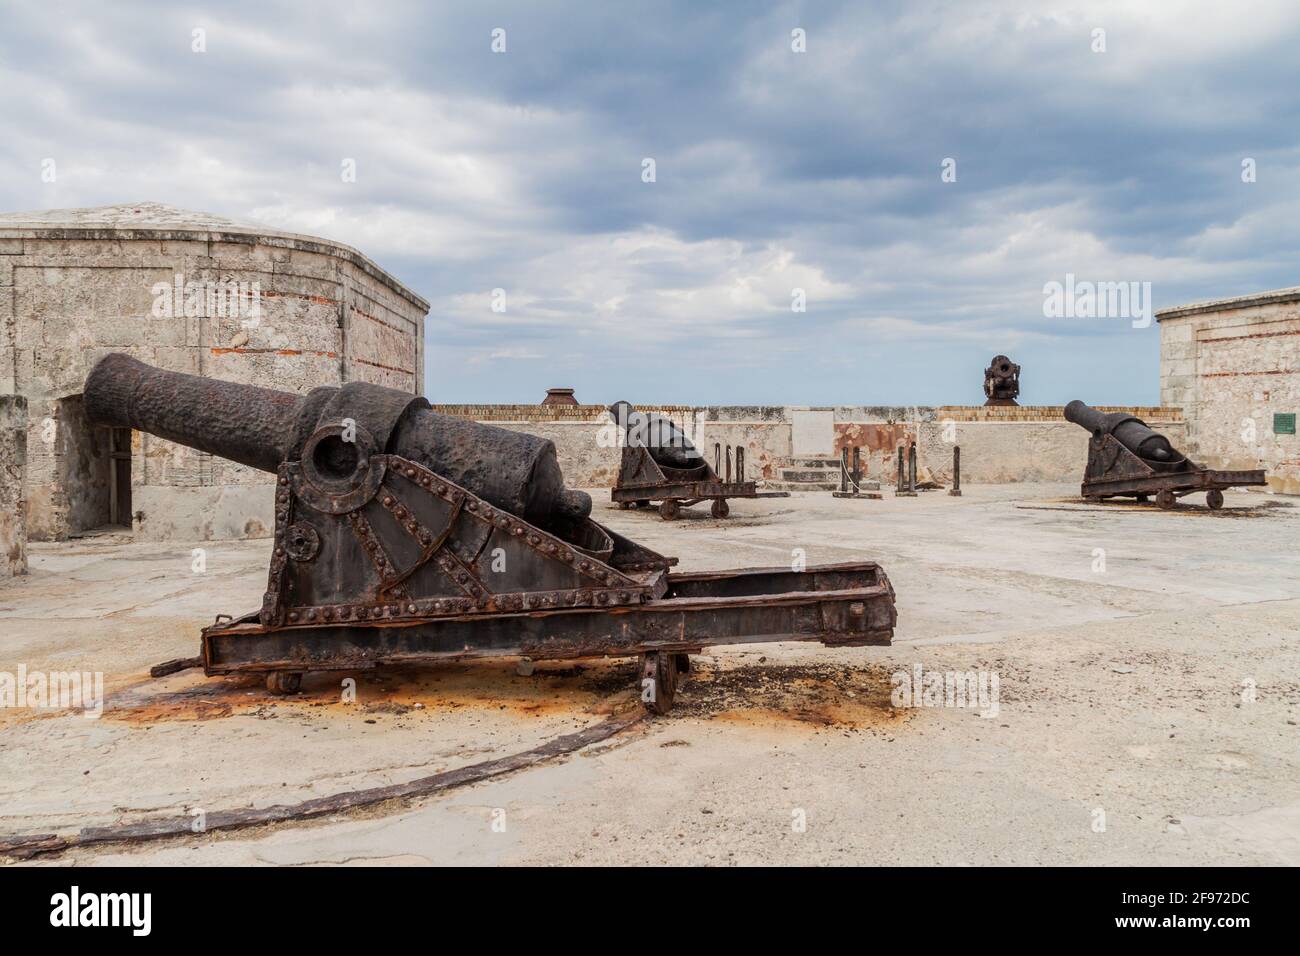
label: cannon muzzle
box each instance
[85,353,591,529]
[1064,399,1185,468]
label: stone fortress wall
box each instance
[0,203,429,542]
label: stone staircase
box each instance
[763,457,844,492]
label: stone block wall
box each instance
[1159,293,1300,495]
[916,418,1187,485]
[431,403,1187,489]
[1,220,428,541]
[0,395,27,575]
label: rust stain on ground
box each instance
[100,658,637,726]
[710,703,907,730]
[49,657,905,731]
[673,661,912,732]
[1028,497,1287,518]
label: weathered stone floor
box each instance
[1,484,1297,865]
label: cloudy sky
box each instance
[3,1,1298,405]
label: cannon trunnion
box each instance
[1064,399,1267,509]
[85,355,894,710]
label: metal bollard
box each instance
[895,443,916,497]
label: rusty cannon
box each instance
[607,400,788,520]
[1064,399,1267,510]
[84,355,895,711]
[983,354,1020,406]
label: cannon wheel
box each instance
[1206,489,1224,511]
[1156,489,1177,510]
[266,671,302,695]
[659,499,680,521]
[710,498,730,519]
[640,651,680,714]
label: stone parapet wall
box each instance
[933,405,1180,422]
[429,403,692,422]
[918,419,1189,485]
[432,405,1191,490]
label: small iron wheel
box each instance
[266,671,303,695]
[659,499,680,520]
[710,498,730,519]
[635,499,650,509]
[1156,489,1177,510]
[639,651,679,714]
[618,501,632,510]
[1206,489,1224,510]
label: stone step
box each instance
[780,468,840,482]
[779,457,843,469]
[763,479,843,492]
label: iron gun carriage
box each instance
[607,401,788,520]
[85,356,894,711]
[1064,399,1266,509]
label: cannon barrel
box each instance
[608,399,703,470]
[85,353,312,472]
[84,353,591,528]
[1064,399,1184,466]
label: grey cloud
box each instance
[2,0,1298,404]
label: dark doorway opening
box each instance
[109,426,132,528]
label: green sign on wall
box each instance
[1275,413,1297,436]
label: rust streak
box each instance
[351,306,416,335]
[352,357,416,375]
[1199,369,1293,378]
[209,348,340,358]
[261,291,338,305]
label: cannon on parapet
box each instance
[84,356,894,710]
[607,400,788,520]
[983,354,1020,406]
[1064,399,1266,509]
